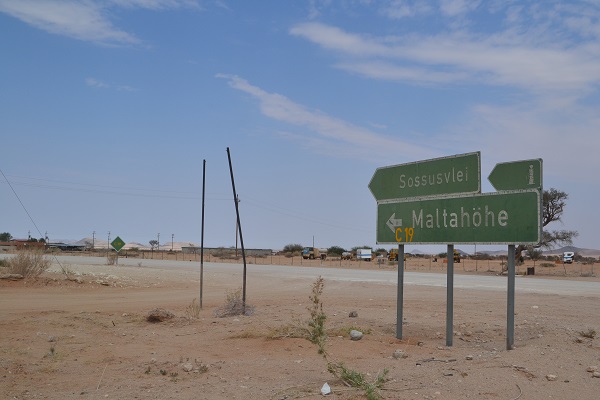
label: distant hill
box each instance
[476,246,600,258]
[543,246,600,257]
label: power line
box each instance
[0,169,45,240]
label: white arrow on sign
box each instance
[386,213,403,233]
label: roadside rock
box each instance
[349,330,363,341]
[348,311,358,318]
[392,349,408,359]
[546,374,558,381]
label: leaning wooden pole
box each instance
[200,159,206,309]
[226,147,247,314]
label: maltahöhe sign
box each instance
[376,190,542,245]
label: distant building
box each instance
[181,246,272,257]
[0,240,45,250]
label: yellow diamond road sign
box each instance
[111,236,126,252]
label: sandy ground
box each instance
[1,256,599,399]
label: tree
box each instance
[0,232,12,242]
[351,245,373,251]
[526,246,543,267]
[327,246,346,256]
[149,240,158,251]
[283,243,303,253]
[540,188,578,249]
[513,188,578,267]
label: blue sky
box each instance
[1,0,599,253]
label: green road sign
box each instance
[488,159,542,191]
[376,190,541,245]
[369,152,481,202]
[111,236,126,252]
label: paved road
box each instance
[3,254,599,297]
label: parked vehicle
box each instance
[302,247,327,260]
[563,251,575,264]
[453,250,461,263]
[356,248,372,261]
[388,249,407,262]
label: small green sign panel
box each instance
[488,159,542,191]
[111,236,126,252]
[376,190,541,245]
[369,152,481,202]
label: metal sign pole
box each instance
[446,244,454,346]
[396,244,405,339]
[507,244,516,350]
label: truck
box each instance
[356,248,372,261]
[388,248,408,262]
[563,251,575,264]
[302,247,327,260]
[453,250,461,263]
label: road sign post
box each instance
[110,236,126,266]
[446,244,454,347]
[370,152,543,350]
[396,244,404,339]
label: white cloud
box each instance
[86,77,137,91]
[290,23,388,57]
[217,74,439,163]
[108,0,200,10]
[86,77,110,88]
[456,101,600,184]
[0,0,199,45]
[379,0,432,19]
[290,21,600,96]
[439,0,481,17]
[335,60,469,84]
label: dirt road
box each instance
[1,256,599,399]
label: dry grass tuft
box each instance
[214,287,254,317]
[5,250,51,278]
[185,298,200,320]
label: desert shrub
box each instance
[283,243,303,253]
[185,298,200,320]
[306,276,388,399]
[214,288,254,317]
[5,250,51,278]
[540,262,555,268]
[307,276,327,354]
[106,252,117,265]
[327,246,346,257]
